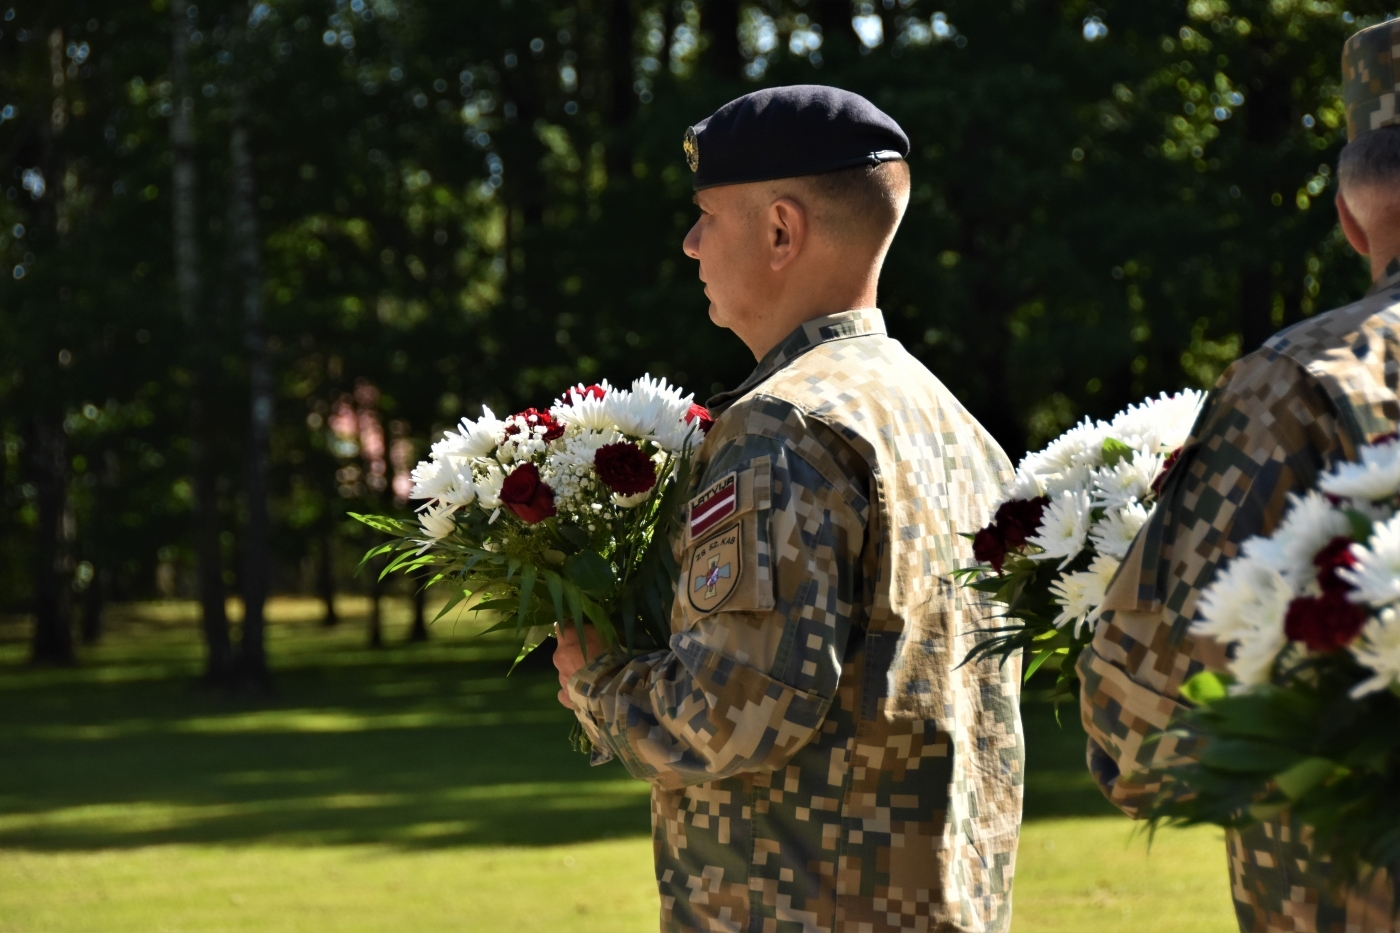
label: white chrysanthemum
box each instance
[1320,439,1400,503]
[1040,464,1094,499]
[417,502,457,540]
[1107,390,1206,454]
[410,458,452,501]
[649,417,700,456]
[438,467,477,510]
[1193,555,1294,687]
[1255,491,1352,588]
[474,463,505,510]
[551,382,616,432]
[1028,488,1094,568]
[605,375,694,438]
[1049,553,1121,639]
[1091,450,1164,511]
[1341,513,1400,608]
[1089,502,1149,560]
[1348,607,1400,698]
[1033,417,1110,477]
[430,407,503,463]
[1006,469,1045,500]
[612,490,651,509]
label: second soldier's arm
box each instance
[565,405,868,791]
[1077,354,1351,817]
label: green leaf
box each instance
[1179,670,1231,707]
[1345,509,1373,544]
[509,625,554,674]
[1274,756,1338,801]
[556,523,591,549]
[1200,739,1303,774]
[542,569,566,625]
[1101,437,1135,468]
[564,550,617,597]
[432,587,472,625]
[1023,646,1061,682]
[516,564,538,636]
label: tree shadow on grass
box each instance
[0,623,653,853]
[0,615,1118,855]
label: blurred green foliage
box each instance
[0,0,1388,664]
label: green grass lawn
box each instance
[0,599,1237,932]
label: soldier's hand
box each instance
[552,623,603,709]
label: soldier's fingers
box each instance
[556,687,573,709]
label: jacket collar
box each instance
[706,308,887,415]
[1365,256,1400,297]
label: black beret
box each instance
[684,85,909,190]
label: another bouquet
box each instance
[1148,438,1400,887]
[354,376,711,668]
[956,390,1205,698]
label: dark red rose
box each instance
[593,442,657,496]
[506,407,565,442]
[973,526,1008,574]
[1373,432,1400,444]
[995,497,1049,548]
[1314,535,1358,594]
[1283,592,1367,653]
[685,403,714,435]
[499,463,557,523]
[1152,446,1184,496]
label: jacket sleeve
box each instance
[1076,355,1349,818]
[565,414,869,791]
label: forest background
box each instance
[1,0,1390,679]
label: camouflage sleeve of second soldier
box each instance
[1076,353,1349,818]
[564,401,868,791]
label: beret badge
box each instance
[683,126,700,173]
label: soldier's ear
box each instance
[768,197,806,271]
[1337,189,1371,257]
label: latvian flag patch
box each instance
[689,473,737,540]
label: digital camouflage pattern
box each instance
[1343,18,1400,141]
[568,308,1025,933]
[1078,263,1400,932]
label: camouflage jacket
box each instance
[568,309,1024,933]
[1077,265,1400,932]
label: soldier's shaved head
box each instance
[1339,126,1400,192]
[768,160,912,259]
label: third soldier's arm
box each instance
[565,408,867,791]
[1077,355,1350,817]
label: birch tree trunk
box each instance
[171,0,234,686]
[228,54,273,687]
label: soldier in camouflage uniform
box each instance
[554,87,1026,933]
[1078,20,1400,932]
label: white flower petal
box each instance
[1028,488,1093,568]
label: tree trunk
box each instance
[80,566,105,646]
[171,0,234,686]
[605,0,636,181]
[28,413,74,665]
[228,18,273,689]
[319,531,339,627]
[408,581,429,643]
[701,0,742,80]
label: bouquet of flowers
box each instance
[956,390,1205,698]
[1147,438,1400,886]
[354,376,711,669]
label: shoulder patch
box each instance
[688,472,737,540]
[688,522,741,613]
